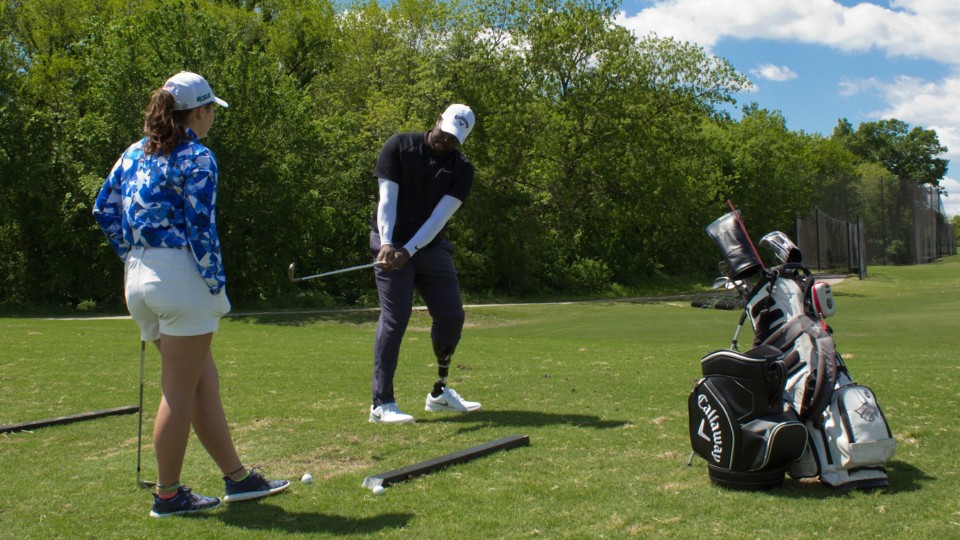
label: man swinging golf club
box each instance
[367,104,482,424]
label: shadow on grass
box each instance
[229,309,380,327]
[770,459,931,499]
[882,459,933,493]
[418,409,628,432]
[203,500,414,535]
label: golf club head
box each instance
[711,276,733,290]
[759,231,802,264]
[287,262,298,283]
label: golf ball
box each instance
[301,473,313,484]
[372,485,385,495]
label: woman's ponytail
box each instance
[143,89,190,155]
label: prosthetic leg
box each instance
[425,342,481,412]
[431,342,456,397]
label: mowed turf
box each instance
[1,256,958,538]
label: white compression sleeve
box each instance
[403,195,463,255]
[377,178,399,245]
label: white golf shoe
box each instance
[369,403,415,424]
[425,387,482,413]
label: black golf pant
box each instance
[370,234,465,407]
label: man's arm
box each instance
[402,195,463,256]
[375,178,400,268]
[385,195,463,270]
[377,178,399,246]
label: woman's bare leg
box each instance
[153,333,212,487]
[189,347,244,479]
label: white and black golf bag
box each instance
[689,210,896,490]
[688,345,808,490]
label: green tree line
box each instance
[0,0,949,312]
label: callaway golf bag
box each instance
[687,212,807,490]
[688,344,808,490]
[689,209,896,490]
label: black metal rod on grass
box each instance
[361,434,530,490]
[0,405,139,434]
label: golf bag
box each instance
[746,265,839,422]
[689,209,895,490]
[688,345,808,490]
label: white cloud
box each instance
[867,75,960,128]
[615,0,960,65]
[615,0,960,215]
[940,176,960,217]
[837,77,879,97]
[856,74,960,214]
[889,0,960,19]
[822,73,960,216]
[751,64,798,82]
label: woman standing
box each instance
[94,71,288,518]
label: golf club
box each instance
[287,261,381,283]
[136,340,156,489]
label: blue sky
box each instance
[614,0,960,217]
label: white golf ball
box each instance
[372,485,385,495]
[301,473,313,484]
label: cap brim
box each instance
[439,120,466,144]
[213,96,229,108]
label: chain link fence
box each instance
[795,208,866,278]
[796,183,957,277]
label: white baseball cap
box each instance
[162,71,229,111]
[439,104,475,144]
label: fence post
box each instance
[846,220,852,274]
[815,207,822,271]
[858,215,866,280]
[879,176,887,265]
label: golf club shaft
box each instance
[136,340,155,488]
[290,261,380,282]
[730,308,749,351]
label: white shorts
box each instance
[124,246,231,341]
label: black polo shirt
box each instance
[371,131,474,247]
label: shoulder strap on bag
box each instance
[799,316,838,420]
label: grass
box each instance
[1,256,958,539]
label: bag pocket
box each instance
[740,416,807,470]
[824,384,896,468]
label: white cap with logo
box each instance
[439,104,475,144]
[162,71,229,111]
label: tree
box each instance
[832,118,948,187]
[700,106,816,239]
[801,135,861,221]
[456,0,751,285]
[6,0,887,311]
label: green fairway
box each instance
[1,257,958,538]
